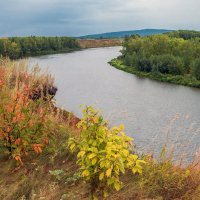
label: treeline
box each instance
[165,30,200,40]
[122,31,200,80]
[0,36,80,59]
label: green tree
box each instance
[7,42,21,59]
[191,58,200,80]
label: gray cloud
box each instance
[0,0,199,36]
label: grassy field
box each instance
[78,39,122,49]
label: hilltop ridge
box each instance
[79,28,173,39]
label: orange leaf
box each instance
[38,146,42,154]
[15,155,23,165]
[33,144,39,154]
[6,105,13,113]
[14,138,21,145]
[6,127,11,133]
[43,138,49,145]
[29,120,33,127]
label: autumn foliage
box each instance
[68,106,145,199]
[0,59,54,164]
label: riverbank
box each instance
[109,58,200,88]
[0,58,200,199]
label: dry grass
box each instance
[0,152,88,200]
[0,58,55,96]
[78,39,122,49]
[1,153,199,200]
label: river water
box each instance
[30,47,200,161]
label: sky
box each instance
[0,0,200,37]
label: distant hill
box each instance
[79,29,174,39]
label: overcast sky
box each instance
[0,0,200,37]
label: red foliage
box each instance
[0,71,50,165]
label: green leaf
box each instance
[99,172,104,180]
[100,161,105,168]
[107,177,114,185]
[132,154,138,160]
[119,124,124,130]
[136,160,146,165]
[82,170,90,177]
[92,158,97,165]
[93,195,98,200]
[114,181,121,191]
[132,166,142,174]
[106,168,112,177]
[69,143,75,151]
[103,190,108,198]
[77,151,85,158]
[122,149,129,156]
[88,153,96,159]
[118,164,125,174]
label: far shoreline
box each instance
[109,58,200,89]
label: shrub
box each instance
[68,106,145,199]
[191,58,200,80]
[124,53,138,68]
[141,159,200,200]
[150,54,183,75]
[0,59,54,164]
[124,53,132,66]
[137,54,152,72]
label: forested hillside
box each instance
[80,29,172,39]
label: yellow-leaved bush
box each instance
[68,106,145,198]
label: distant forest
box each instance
[0,36,80,59]
[110,30,200,87]
[122,30,200,77]
[165,30,200,40]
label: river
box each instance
[30,46,200,161]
